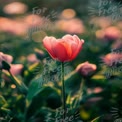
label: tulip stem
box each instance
[8,70,28,94]
[0,70,2,87]
[61,62,66,120]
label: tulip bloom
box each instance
[0,52,13,69]
[42,34,84,62]
[10,64,23,75]
[76,61,97,76]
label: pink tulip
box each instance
[0,52,13,69]
[43,34,84,62]
[76,61,97,76]
[10,64,23,75]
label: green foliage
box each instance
[0,0,122,122]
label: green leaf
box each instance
[91,116,103,122]
[0,95,7,107]
[25,86,61,122]
[27,76,44,102]
[65,70,82,94]
[66,93,72,105]
[9,71,28,94]
[91,74,107,86]
[24,63,43,83]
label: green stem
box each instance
[8,70,28,94]
[0,70,2,87]
[61,62,66,119]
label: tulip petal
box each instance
[70,38,84,60]
[62,34,74,41]
[62,35,75,45]
[61,40,72,57]
[43,36,57,59]
[70,43,80,60]
[62,35,75,57]
[3,54,13,63]
[73,35,81,43]
[53,39,69,62]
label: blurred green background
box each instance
[0,0,122,122]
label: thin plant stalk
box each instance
[8,70,28,94]
[61,62,66,119]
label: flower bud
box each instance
[0,52,13,70]
[10,64,23,75]
[76,61,97,77]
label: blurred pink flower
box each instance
[95,29,105,39]
[90,17,111,29]
[10,64,23,75]
[111,39,122,50]
[101,53,122,67]
[87,97,103,103]
[60,9,76,19]
[3,2,28,14]
[96,26,121,40]
[94,87,103,93]
[76,61,97,76]
[24,14,43,27]
[104,26,121,40]
[27,54,39,63]
[117,21,122,30]
[0,52,13,69]
[56,18,85,34]
[0,17,28,35]
[87,87,103,94]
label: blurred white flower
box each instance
[3,2,28,14]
